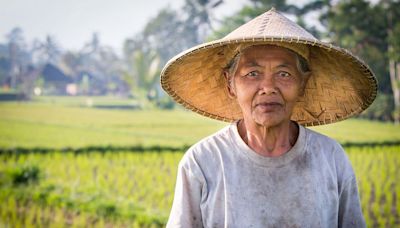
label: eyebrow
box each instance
[275,63,293,69]
[242,60,294,69]
[242,60,262,67]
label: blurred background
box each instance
[0,0,399,227]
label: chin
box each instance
[251,111,291,127]
[250,109,291,127]
[253,117,284,128]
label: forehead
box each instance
[238,45,296,66]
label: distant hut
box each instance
[40,63,73,95]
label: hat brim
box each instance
[161,37,377,126]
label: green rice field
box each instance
[0,96,399,227]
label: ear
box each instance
[224,71,236,99]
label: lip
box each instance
[255,102,283,112]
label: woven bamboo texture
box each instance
[160,8,377,126]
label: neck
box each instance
[238,119,299,157]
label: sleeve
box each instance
[166,150,207,228]
[338,171,366,228]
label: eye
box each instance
[277,71,291,78]
[245,71,259,77]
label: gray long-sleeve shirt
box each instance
[167,122,365,228]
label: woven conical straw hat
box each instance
[160,8,377,126]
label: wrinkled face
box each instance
[227,45,308,128]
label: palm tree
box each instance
[126,49,160,101]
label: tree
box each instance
[57,33,122,95]
[208,0,326,40]
[5,27,31,90]
[383,0,400,123]
[181,0,223,43]
[211,0,399,122]
[0,44,10,86]
[323,0,400,123]
[140,7,186,64]
[31,35,62,65]
[122,1,222,107]
[124,0,223,66]
[134,50,160,100]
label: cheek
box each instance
[276,85,301,118]
[235,89,251,105]
[280,79,303,101]
[233,81,255,108]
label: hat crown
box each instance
[161,8,377,126]
[223,8,316,41]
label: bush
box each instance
[156,97,175,110]
[96,202,117,217]
[360,93,394,121]
[9,165,40,185]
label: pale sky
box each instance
[0,0,247,53]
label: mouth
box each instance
[255,102,283,112]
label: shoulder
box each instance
[303,126,348,160]
[303,126,355,182]
[186,123,233,156]
[303,126,342,152]
[179,123,233,168]
[303,126,349,165]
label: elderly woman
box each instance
[161,8,377,228]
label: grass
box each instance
[311,119,400,144]
[0,146,398,227]
[0,150,181,226]
[0,97,399,150]
[32,95,142,107]
[0,96,399,227]
[0,101,225,148]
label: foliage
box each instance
[209,0,400,122]
[0,2,225,99]
[0,150,180,227]
[359,93,394,121]
[347,145,400,226]
[321,0,400,122]
[121,1,223,106]
[0,146,399,227]
[31,35,62,65]
[0,1,398,121]
[123,0,222,65]
[323,0,388,91]
[208,0,325,40]
[0,99,226,148]
[123,49,162,105]
[131,7,187,65]
[207,5,265,40]
[0,28,124,97]
[9,165,40,186]
[310,118,400,143]
[0,98,399,226]
[386,1,400,63]
[1,100,400,150]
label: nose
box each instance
[258,73,278,95]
